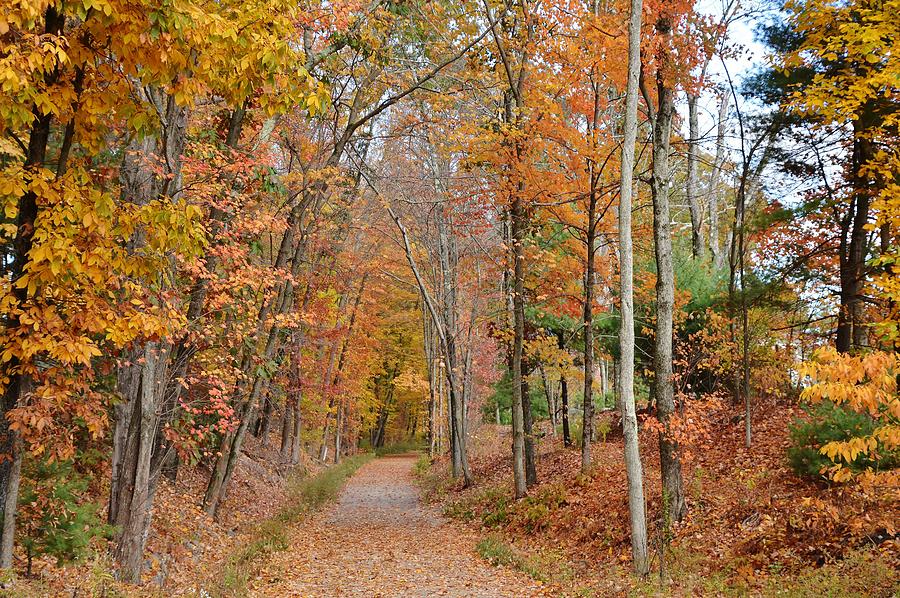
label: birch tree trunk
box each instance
[618,0,650,575]
[709,91,730,267]
[687,94,705,259]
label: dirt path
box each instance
[249,455,545,597]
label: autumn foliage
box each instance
[0,0,897,593]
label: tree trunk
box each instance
[0,438,21,570]
[686,94,704,259]
[257,393,274,445]
[510,201,528,499]
[540,365,557,434]
[290,393,303,464]
[709,91,730,267]
[836,121,873,353]
[650,22,686,525]
[618,0,650,575]
[435,202,472,484]
[110,88,189,582]
[582,177,597,472]
[560,376,571,447]
[280,402,293,459]
[334,403,343,464]
[438,367,446,452]
[423,308,437,456]
[522,376,537,488]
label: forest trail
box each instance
[249,455,545,597]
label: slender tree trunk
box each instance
[435,203,472,484]
[687,94,704,259]
[257,393,274,445]
[509,201,528,498]
[619,0,650,575]
[582,182,597,472]
[423,307,437,456]
[650,20,687,525]
[290,392,303,464]
[280,402,293,459]
[560,376,571,447]
[334,403,343,464]
[0,435,21,570]
[539,365,557,434]
[522,376,537,488]
[709,91,730,267]
[438,366,445,452]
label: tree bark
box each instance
[709,91,730,267]
[521,376,537,487]
[110,87,189,582]
[0,435,21,570]
[333,403,343,464]
[510,201,528,499]
[280,401,294,459]
[687,94,705,259]
[650,19,687,525]
[539,365,557,434]
[560,376,571,447]
[618,0,650,575]
[582,173,598,472]
[836,118,874,353]
[435,203,471,481]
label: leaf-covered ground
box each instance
[249,455,546,597]
[419,408,900,597]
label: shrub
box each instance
[514,483,566,533]
[787,402,898,480]
[17,458,114,573]
[479,488,511,528]
[475,535,548,582]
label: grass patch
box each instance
[475,534,549,583]
[627,546,899,598]
[210,452,374,596]
[412,454,456,501]
[374,441,425,456]
[413,453,431,477]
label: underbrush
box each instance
[439,481,567,534]
[208,452,374,596]
[475,535,539,582]
[788,402,899,479]
[417,407,900,597]
[629,545,898,597]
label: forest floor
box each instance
[418,406,900,597]
[248,454,546,597]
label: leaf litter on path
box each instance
[250,455,546,597]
